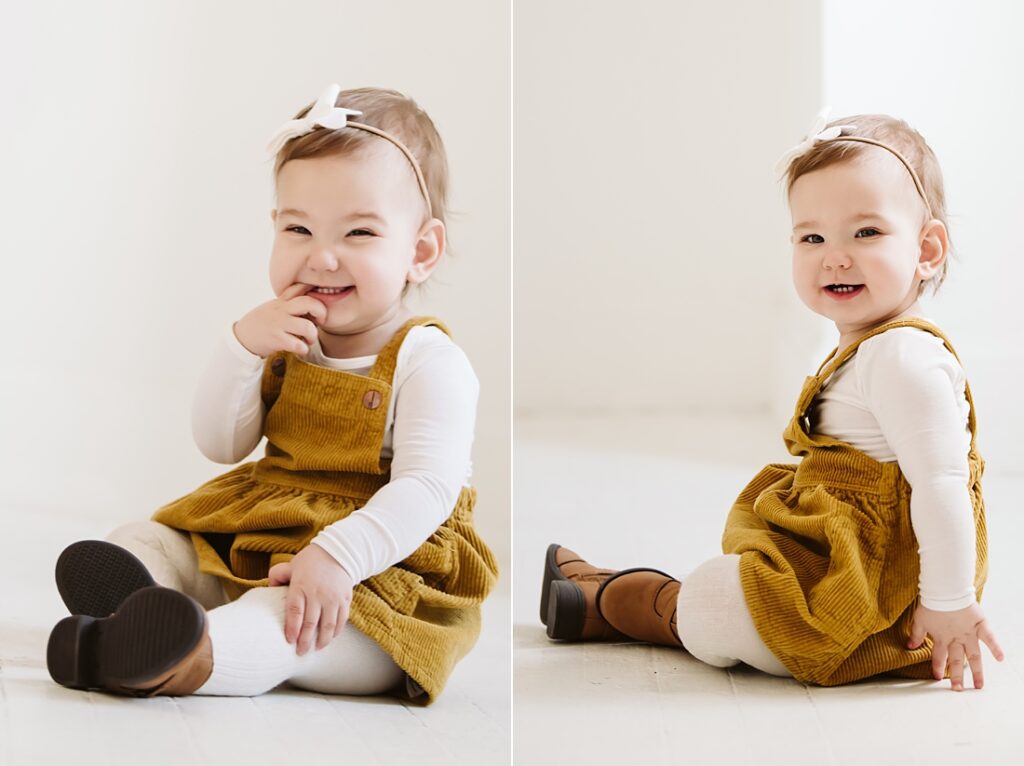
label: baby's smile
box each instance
[823,283,865,300]
[308,284,356,303]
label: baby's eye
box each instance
[348,228,376,237]
[285,225,311,235]
[801,234,824,244]
[855,227,881,238]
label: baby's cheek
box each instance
[791,270,813,298]
[269,276,290,297]
[268,253,293,296]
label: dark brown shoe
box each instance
[542,544,625,641]
[596,568,683,647]
[47,585,213,697]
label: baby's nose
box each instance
[308,247,340,269]
[822,246,851,269]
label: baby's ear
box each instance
[917,218,948,280]
[407,219,446,284]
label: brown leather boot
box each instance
[47,585,214,697]
[596,568,683,647]
[542,544,626,641]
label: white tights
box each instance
[676,554,791,677]
[105,521,405,697]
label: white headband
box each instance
[267,84,433,218]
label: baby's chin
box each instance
[316,322,360,339]
[794,299,860,329]
[316,316,392,339]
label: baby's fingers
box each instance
[294,295,329,325]
[316,605,338,651]
[284,590,306,644]
[947,642,966,691]
[268,561,292,586]
[931,641,949,682]
[296,601,321,656]
[978,621,1005,662]
[279,282,312,301]
[284,315,319,347]
[334,599,350,639]
[965,639,985,690]
[908,619,926,650]
[279,331,311,356]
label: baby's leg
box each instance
[196,586,404,697]
[105,521,228,610]
[677,554,791,677]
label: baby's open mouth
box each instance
[825,284,863,294]
[311,285,353,295]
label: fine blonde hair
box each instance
[273,87,450,226]
[783,114,950,294]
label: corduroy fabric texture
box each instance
[722,318,987,685]
[152,317,499,703]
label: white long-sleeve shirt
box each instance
[810,325,976,611]
[190,324,479,584]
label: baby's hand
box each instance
[268,544,354,655]
[233,282,328,358]
[908,602,1005,691]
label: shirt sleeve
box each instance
[190,325,267,464]
[855,329,976,611]
[311,340,479,583]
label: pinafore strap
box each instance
[793,318,979,452]
[366,316,452,384]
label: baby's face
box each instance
[789,153,931,336]
[270,146,430,340]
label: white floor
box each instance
[0,507,510,766]
[514,413,1024,766]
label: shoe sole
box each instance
[56,540,156,618]
[540,543,570,626]
[546,580,586,641]
[47,586,206,695]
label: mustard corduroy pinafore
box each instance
[722,318,987,685]
[152,317,499,703]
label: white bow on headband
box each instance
[774,107,857,177]
[266,83,362,156]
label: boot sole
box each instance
[47,586,206,695]
[56,540,156,618]
[540,543,569,626]
[545,580,586,641]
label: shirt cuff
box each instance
[920,592,978,612]
[310,539,359,583]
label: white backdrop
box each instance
[0,0,511,568]
[514,0,825,418]
[515,0,1022,472]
